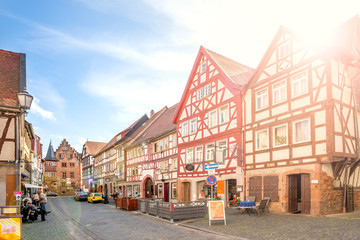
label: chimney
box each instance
[150,109,155,118]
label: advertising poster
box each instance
[0,217,22,240]
[217,180,224,194]
[208,200,226,226]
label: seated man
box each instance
[22,201,40,222]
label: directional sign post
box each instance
[205,163,219,171]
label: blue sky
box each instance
[1,0,359,154]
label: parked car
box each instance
[46,191,58,197]
[87,193,103,203]
[74,192,88,201]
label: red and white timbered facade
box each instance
[174,46,253,205]
[244,21,360,216]
[124,105,178,201]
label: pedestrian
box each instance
[38,190,50,221]
[32,192,39,206]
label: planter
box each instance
[233,202,240,207]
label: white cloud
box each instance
[30,98,56,121]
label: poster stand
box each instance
[208,200,226,226]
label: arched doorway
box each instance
[144,178,154,198]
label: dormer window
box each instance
[200,62,206,73]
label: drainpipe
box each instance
[15,114,20,207]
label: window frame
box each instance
[182,121,189,136]
[205,143,215,161]
[186,148,194,164]
[256,88,268,111]
[204,84,211,96]
[200,61,206,74]
[208,109,218,128]
[189,118,197,134]
[195,146,203,163]
[219,104,229,125]
[292,71,308,97]
[272,80,287,104]
[255,129,269,150]
[171,182,177,199]
[273,124,288,147]
[197,88,203,101]
[293,118,311,144]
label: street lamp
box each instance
[15,87,33,206]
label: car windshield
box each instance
[94,193,102,197]
[79,193,88,196]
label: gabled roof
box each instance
[173,46,253,123]
[44,141,58,161]
[95,114,149,156]
[83,141,107,156]
[130,103,178,147]
[0,49,26,107]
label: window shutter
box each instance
[264,176,279,202]
[249,176,262,201]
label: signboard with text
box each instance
[208,200,226,226]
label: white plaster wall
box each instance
[316,143,327,155]
[291,96,310,110]
[335,135,343,152]
[255,110,270,122]
[271,104,288,116]
[315,110,326,125]
[255,152,270,163]
[272,148,290,161]
[315,126,326,141]
[245,92,252,125]
[292,145,312,158]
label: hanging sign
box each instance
[185,164,195,171]
[208,200,226,226]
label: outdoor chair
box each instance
[263,197,270,213]
[248,196,255,202]
[251,199,268,215]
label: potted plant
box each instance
[232,197,241,207]
[213,195,221,200]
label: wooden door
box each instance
[288,175,298,212]
[6,174,16,206]
[145,178,153,198]
[183,182,190,202]
[164,183,169,202]
[301,174,311,214]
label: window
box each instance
[182,121,189,136]
[208,109,217,128]
[200,62,206,73]
[46,172,51,177]
[186,148,194,164]
[190,118,197,134]
[173,134,177,147]
[273,81,287,104]
[158,184,163,198]
[62,172,66,178]
[160,141,163,151]
[153,143,158,153]
[62,163,67,167]
[216,140,227,162]
[197,88,203,101]
[70,172,74,178]
[52,162,56,166]
[195,146,203,163]
[204,84,211,96]
[274,124,287,147]
[219,105,229,124]
[51,172,56,177]
[164,139,169,149]
[292,71,308,97]
[63,147,68,151]
[205,143,215,161]
[294,119,310,143]
[68,154,72,159]
[256,88,268,110]
[279,42,290,59]
[172,183,177,199]
[160,161,168,173]
[70,163,75,167]
[126,186,133,197]
[256,129,269,150]
[134,186,140,197]
[263,176,279,202]
[249,176,262,202]
[61,182,66,187]
[60,154,64,159]
[171,158,178,171]
[46,162,51,166]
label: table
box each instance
[238,201,255,215]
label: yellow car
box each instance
[87,193,103,203]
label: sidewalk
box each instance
[179,208,360,240]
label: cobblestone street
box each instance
[23,196,360,240]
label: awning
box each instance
[24,183,44,189]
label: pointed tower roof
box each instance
[44,141,59,161]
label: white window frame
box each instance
[205,143,215,161]
[197,88,203,101]
[190,118,197,134]
[195,146,203,163]
[216,139,227,159]
[219,104,229,125]
[200,62,206,73]
[273,124,288,147]
[292,71,308,97]
[182,121,189,136]
[186,148,194,164]
[256,88,268,110]
[293,119,310,143]
[208,109,218,128]
[256,129,269,150]
[272,80,287,104]
[204,84,211,96]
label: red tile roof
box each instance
[205,47,254,85]
[0,49,20,107]
[84,141,107,156]
[132,103,178,146]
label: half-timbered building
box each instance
[243,17,360,216]
[124,104,178,201]
[173,46,253,206]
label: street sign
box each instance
[204,163,219,170]
[206,175,217,185]
[15,195,21,201]
[208,169,215,175]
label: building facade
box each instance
[173,46,253,206]
[243,18,360,216]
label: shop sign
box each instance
[217,180,224,194]
[0,217,22,239]
[236,185,243,192]
[208,200,226,226]
[185,164,195,171]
